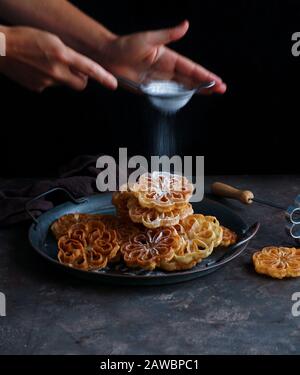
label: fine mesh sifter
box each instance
[211,182,300,243]
[117,76,215,113]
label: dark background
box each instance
[0,0,299,177]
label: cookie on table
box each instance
[253,246,300,279]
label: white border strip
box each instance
[0,32,6,56]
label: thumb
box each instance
[147,20,189,46]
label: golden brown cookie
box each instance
[57,236,89,270]
[220,226,238,247]
[129,172,194,212]
[51,213,92,239]
[180,214,223,258]
[127,196,193,229]
[121,226,182,270]
[160,224,202,271]
[253,246,300,279]
[51,213,105,239]
[57,220,120,270]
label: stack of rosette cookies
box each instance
[51,172,237,272]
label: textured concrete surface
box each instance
[1,175,300,354]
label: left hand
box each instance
[100,20,226,94]
[0,26,117,92]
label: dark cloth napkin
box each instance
[0,155,102,226]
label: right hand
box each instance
[0,26,117,92]
[99,21,226,94]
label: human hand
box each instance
[100,21,226,94]
[0,26,117,92]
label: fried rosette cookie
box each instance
[160,224,202,271]
[181,214,223,259]
[51,213,102,239]
[57,236,89,270]
[57,220,120,270]
[220,226,238,247]
[121,227,182,270]
[253,246,300,279]
[127,197,193,229]
[51,213,92,239]
[85,221,119,269]
[129,172,194,213]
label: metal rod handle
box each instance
[211,182,254,205]
[25,187,87,224]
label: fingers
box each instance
[147,20,189,46]
[173,52,227,94]
[3,27,118,92]
[66,48,117,90]
[57,65,89,91]
[199,82,227,95]
[210,81,227,94]
[146,22,226,94]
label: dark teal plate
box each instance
[28,192,257,286]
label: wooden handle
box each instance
[211,182,254,205]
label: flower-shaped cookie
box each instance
[220,226,237,247]
[51,213,88,239]
[121,227,182,270]
[130,172,194,212]
[253,246,300,279]
[86,221,119,269]
[160,224,202,271]
[51,213,93,239]
[127,196,193,229]
[181,214,223,258]
[58,220,120,270]
[58,236,89,270]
